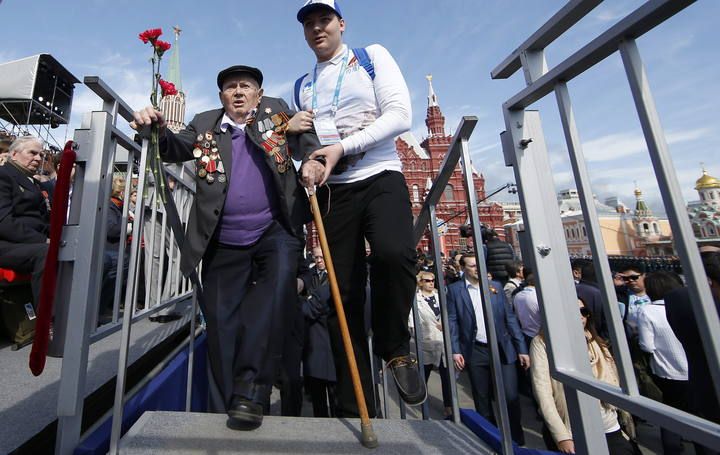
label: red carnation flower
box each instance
[154,40,171,57]
[159,79,178,97]
[138,28,163,44]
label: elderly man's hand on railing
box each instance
[130,106,167,132]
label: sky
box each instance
[1,0,717,213]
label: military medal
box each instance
[206,174,215,184]
[205,132,213,141]
[265,107,272,114]
[193,148,202,158]
[218,174,227,183]
[198,168,207,178]
[201,155,210,164]
[217,162,225,174]
[196,134,203,141]
[205,160,217,173]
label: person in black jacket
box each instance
[131,65,322,430]
[302,246,337,417]
[665,248,720,455]
[0,136,52,306]
[483,229,515,285]
[98,176,130,324]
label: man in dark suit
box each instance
[447,253,529,444]
[666,248,720,455]
[0,136,52,306]
[302,246,337,417]
[132,65,323,430]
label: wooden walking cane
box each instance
[309,191,379,449]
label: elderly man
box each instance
[132,65,321,430]
[0,136,52,306]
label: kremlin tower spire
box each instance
[427,74,438,107]
[424,74,445,137]
[159,26,187,134]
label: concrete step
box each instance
[119,411,495,454]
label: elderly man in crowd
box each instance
[132,64,321,431]
[0,136,52,307]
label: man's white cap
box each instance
[297,0,342,23]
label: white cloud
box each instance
[263,80,294,103]
[583,127,711,162]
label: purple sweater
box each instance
[218,128,279,246]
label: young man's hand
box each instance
[309,143,344,185]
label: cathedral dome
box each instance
[696,169,720,190]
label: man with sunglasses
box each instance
[617,262,662,403]
[617,263,650,338]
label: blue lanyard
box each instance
[311,48,350,117]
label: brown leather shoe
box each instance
[387,355,427,406]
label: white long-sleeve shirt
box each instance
[637,300,688,380]
[513,286,542,338]
[466,280,488,343]
[295,44,411,184]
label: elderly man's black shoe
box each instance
[387,355,427,405]
[226,395,263,431]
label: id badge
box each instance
[25,303,37,320]
[313,118,341,145]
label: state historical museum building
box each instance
[396,77,504,254]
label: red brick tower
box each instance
[397,75,504,255]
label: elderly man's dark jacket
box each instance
[160,96,320,276]
[0,162,51,244]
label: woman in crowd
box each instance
[530,297,637,454]
[638,270,688,454]
[409,270,453,417]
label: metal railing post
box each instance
[501,111,608,455]
[429,204,461,424]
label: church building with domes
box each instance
[688,166,720,241]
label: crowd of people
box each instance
[410,231,720,454]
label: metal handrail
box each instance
[53,76,199,455]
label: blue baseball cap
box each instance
[297,0,342,23]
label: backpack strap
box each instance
[352,47,375,80]
[293,73,308,110]
[294,47,374,109]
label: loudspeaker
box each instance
[0,54,80,126]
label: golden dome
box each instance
[696,169,720,190]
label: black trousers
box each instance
[306,376,336,417]
[317,171,417,417]
[0,241,47,305]
[467,342,525,445]
[200,221,301,411]
[424,361,453,408]
[653,374,689,454]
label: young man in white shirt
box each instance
[294,0,425,417]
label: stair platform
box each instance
[119,411,494,454]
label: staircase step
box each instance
[119,411,494,454]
